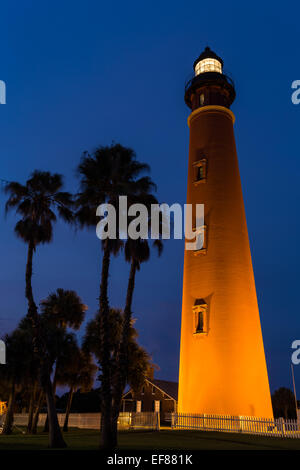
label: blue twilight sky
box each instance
[0,0,299,393]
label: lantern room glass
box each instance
[195,58,222,75]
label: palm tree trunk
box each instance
[99,240,113,449]
[32,389,43,434]
[25,240,39,322]
[52,364,58,393]
[2,381,16,435]
[112,259,138,444]
[25,240,66,447]
[25,241,42,380]
[41,367,66,448]
[43,414,49,432]
[27,382,37,433]
[25,241,47,435]
[63,386,74,432]
[43,361,58,431]
[43,366,58,433]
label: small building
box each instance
[122,376,178,425]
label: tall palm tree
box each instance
[76,143,155,449]
[5,170,73,448]
[111,193,163,441]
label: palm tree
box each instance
[5,170,73,448]
[55,348,97,432]
[76,143,155,449]
[40,288,87,332]
[1,328,33,434]
[31,388,44,434]
[6,316,41,434]
[111,193,163,440]
[83,308,151,381]
[5,171,73,324]
[83,308,151,436]
[38,315,75,446]
[40,288,87,432]
[42,331,80,433]
[26,380,39,434]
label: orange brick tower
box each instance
[178,47,273,418]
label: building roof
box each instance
[123,378,179,401]
[151,379,178,401]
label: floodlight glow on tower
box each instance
[178,47,273,418]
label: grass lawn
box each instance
[1,428,300,451]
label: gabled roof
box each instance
[151,379,178,401]
[123,378,178,401]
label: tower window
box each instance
[193,299,208,335]
[193,159,207,185]
[195,310,204,333]
[197,165,204,180]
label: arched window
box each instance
[193,158,207,185]
[193,299,208,335]
[196,310,204,333]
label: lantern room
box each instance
[184,46,235,110]
[194,47,223,75]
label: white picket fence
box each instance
[13,412,160,431]
[171,413,300,438]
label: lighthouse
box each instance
[178,47,273,418]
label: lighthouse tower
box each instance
[178,47,273,418]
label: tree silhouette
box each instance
[5,171,73,448]
[1,328,34,434]
[272,387,297,419]
[40,288,87,432]
[112,192,162,439]
[83,308,151,406]
[75,143,154,449]
[55,347,97,431]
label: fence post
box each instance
[281,418,286,438]
[156,412,160,431]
